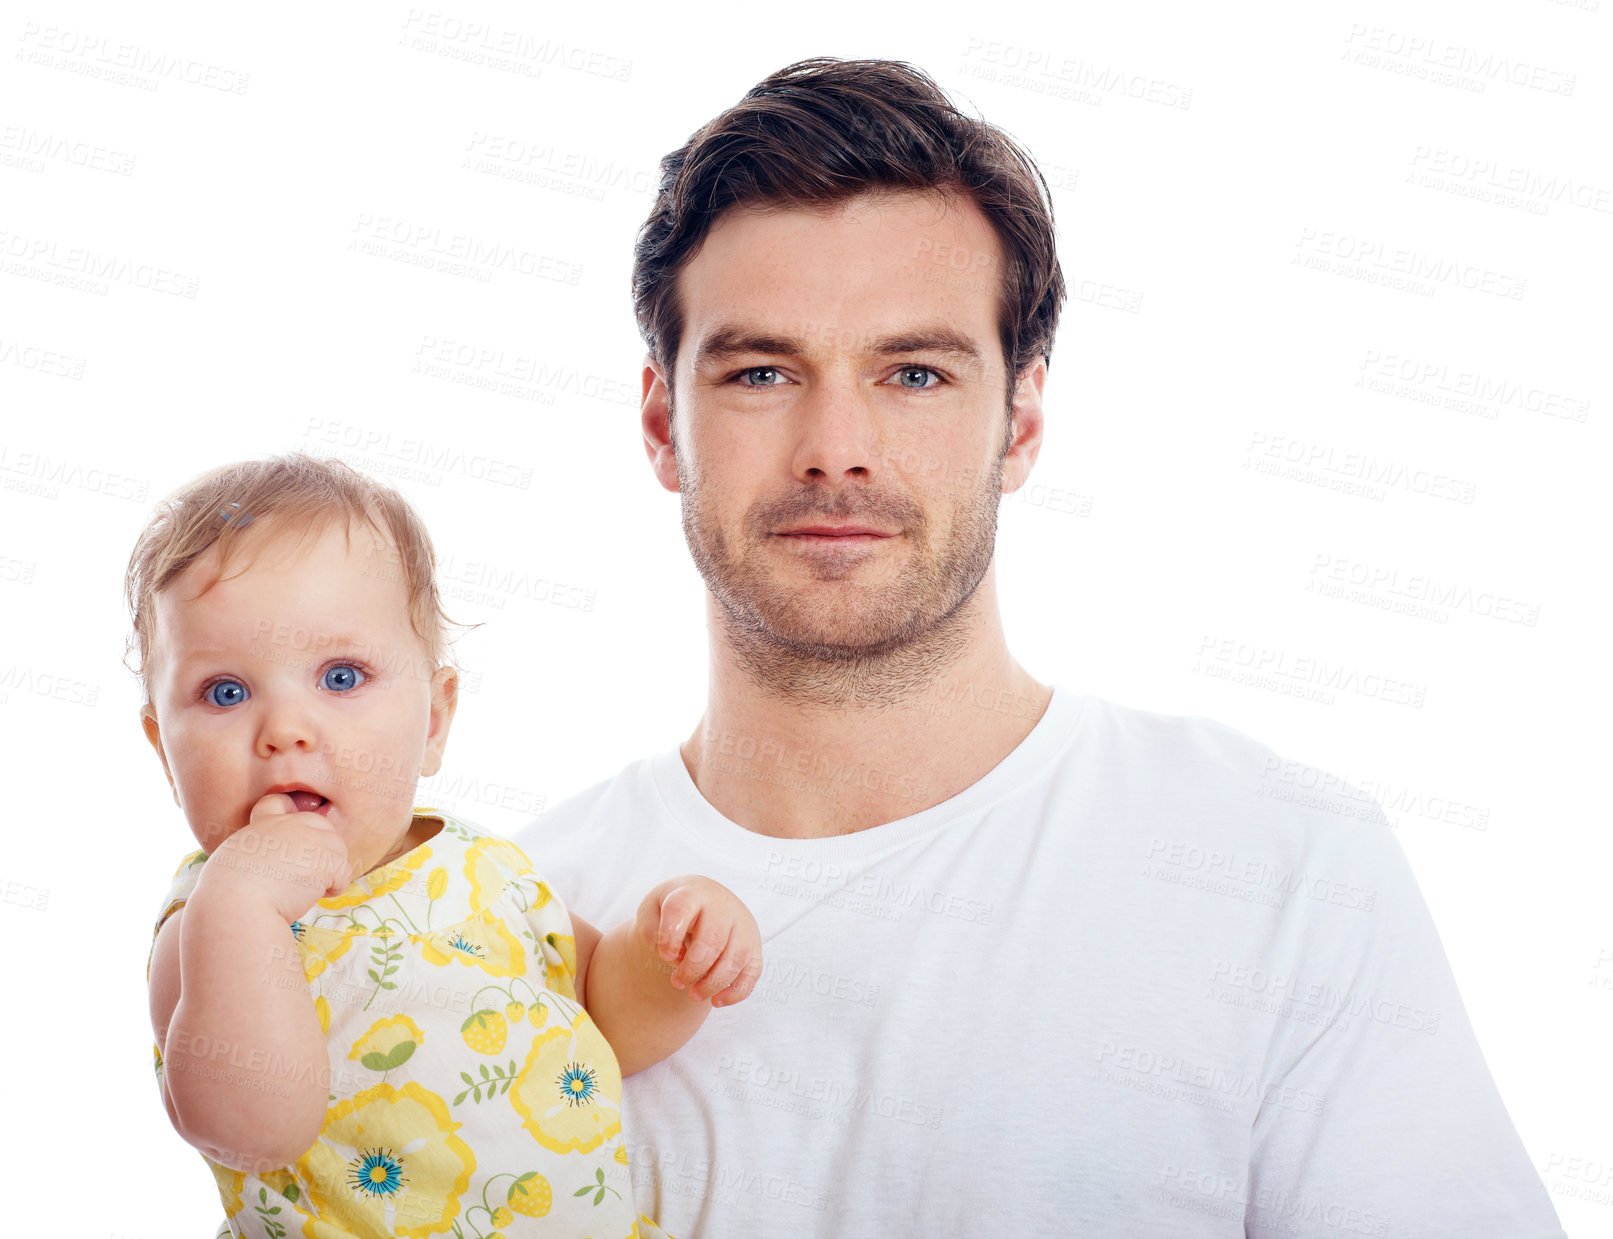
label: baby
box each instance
[130,454,760,1238]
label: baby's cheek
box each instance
[176,779,244,852]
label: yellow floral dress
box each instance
[149,809,670,1239]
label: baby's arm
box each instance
[573,877,762,1076]
[149,794,353,1174]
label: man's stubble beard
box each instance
[676,425,1006,711]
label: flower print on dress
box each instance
[510,1014,623,1155]
[209,1162,246,1225]
[462,836,537,914]
[296,924,357,982]
[298,1081,476,1239]
[417,909,527,978]
[316,846,433,911]
[347,1147,406,1197]
[539,932,578,999]
[349,1015,425,1074]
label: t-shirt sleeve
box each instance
[1244,817,1565,1238]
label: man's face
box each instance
[659,189,1042,664]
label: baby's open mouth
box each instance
[286,790,331,814]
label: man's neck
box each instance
[679,583,1052,839]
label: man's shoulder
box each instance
[1082,693,1303,784]
[1075,693,1392,847]
[514,749,665,852]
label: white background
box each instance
[1,0,1607,1234]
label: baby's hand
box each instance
[202,793,354,924]
[636,876,762,1007]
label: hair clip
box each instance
[220,501,254,528]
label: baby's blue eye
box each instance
[322,664,365,692]
[206,680,248,708]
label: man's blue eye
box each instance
[206,680,248,707]
[322,664,365,692]
[896,367,938,388]
[740,367,781,386]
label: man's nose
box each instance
[790,380,880,484]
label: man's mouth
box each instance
[776,524,894,538]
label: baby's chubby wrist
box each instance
[189,849,305,926]
[193,825,342,925]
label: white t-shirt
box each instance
[515,688,1564,1238]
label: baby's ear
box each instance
[140,705,180,806]
[420,666,460,778]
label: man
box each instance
[518,58,1564,1238]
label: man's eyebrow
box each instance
[866,328,983,364]
[691,326,808,368]
[690,323,985,367]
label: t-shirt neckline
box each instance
[648,684,1086,861]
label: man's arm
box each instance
[1245,816,1565,1238]
[572,876,761,1076]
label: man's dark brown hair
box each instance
[632,57,1067,404]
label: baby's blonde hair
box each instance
[125,453,461,700]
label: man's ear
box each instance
[141,704,180,807]
[420,665,460,779]
[999,358,1047,496]
[642,355,680,494]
